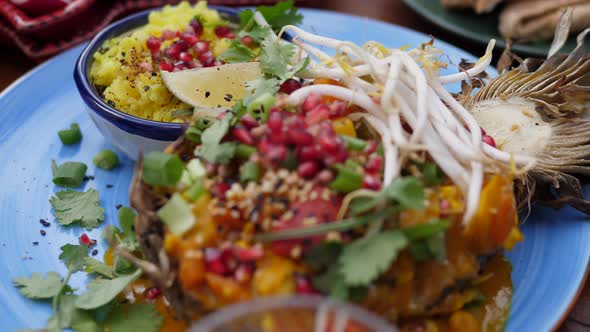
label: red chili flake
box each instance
[145,287,161,300]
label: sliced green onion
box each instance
[51,160,87,188]
[339,135,366,151]
[195,117,214,131]
[142,152,183,187]
[240,161,260,183]
[255,207,398,242]
[58,123,82,145]
[402,219,450,241]
[93,149,119,170]
[235,144,256,159]
[185,181,206,202]
[185,126,203,143]
[247,93,275,122]
[186,159,206,179]
[157,193,195,235]
[329,164,363,193]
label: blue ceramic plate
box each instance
[0,8,588,331]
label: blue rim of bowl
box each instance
[74,6,290,141]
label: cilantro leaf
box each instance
[243,25,273,43]
[118,206,138,250]
[312,265,349,300]
[244,77,281,105]
[218,40,257,63]
[260,36,296,80]
[339,230,408,286]
[384,177,425,210]
[402,219,450,241]
[238,1,302,33]
[47,295,100,332]
[13,272,64,299]
[49,189,105,230]
[196,114,237,164]
[106,303,163,332]
[304,242,343,271]
[75,270,142,310]
[84,257,114,279]
[59,244,89,272]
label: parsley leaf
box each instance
[339,230,408,286]
[75,270,142,310]
[84,257,115,279]
[218,40,257,63]
[245,77,281,105]
[49,189,105,230]
[13,272,65,299]
[196,114,237,164]
[106,303,163,332]
[384,177,426,210]
[59,244,89,273]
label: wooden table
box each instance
[0,1,588,331]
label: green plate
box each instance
[403,0,587,57]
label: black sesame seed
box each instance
[151,72,157,76]
[84,175,95,181]
[106,184,114,188]
[205,91,211,98]
[32,241,39,246]
[39,219,50,227]
[40,230,46,236]
[91,249,99,256]
[116,204,123,209]
[121,52,126,57]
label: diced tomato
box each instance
[270,192,340,257]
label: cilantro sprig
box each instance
[49,189,105,230]
[238,0,303,33]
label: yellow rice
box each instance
[90,1,232,122]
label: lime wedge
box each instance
[161,62,262,109]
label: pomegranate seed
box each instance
[238,115,256,130]
[232,126,255,145]
[298,145,321,161]
[279,79,302,95]
[319,134,342,153]
[298,161,320,178]
[226,33,236,39]
[440,199,450,218]
[233,244,264,261]
[365,155,383,174]
[364,140,378,154]
[180,32,199,46]
[179,52,193,64]
[159,61,174,72]
[161,29,177,40]
[234,264,253,283]
[295,275,316,294]
[204,248,228,275]
[173,63,188,72]
[363,174,382,191]
[265,145,288,164]
[258,139,271,154]
[215,26,232,38]
[267,112,283,133]
[288,129,314,146]
[482,135,496,148]
[329,101,347,118]
[480,127,487,136]
[302,93,322,113]
[185,60,198,69]
[211,182,230,198]
[139,61,153,72]
[79,233,91,246]
[189,19,204,36]
[146,36,161,53]
[165,41,188,60]
[193,41,210,55]
[145,287,161,300]
[241,35,254,46]
[199,51,215,67]
[285,115,306,130]
[305,105,330,125]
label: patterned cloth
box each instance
[0,0,309,61]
